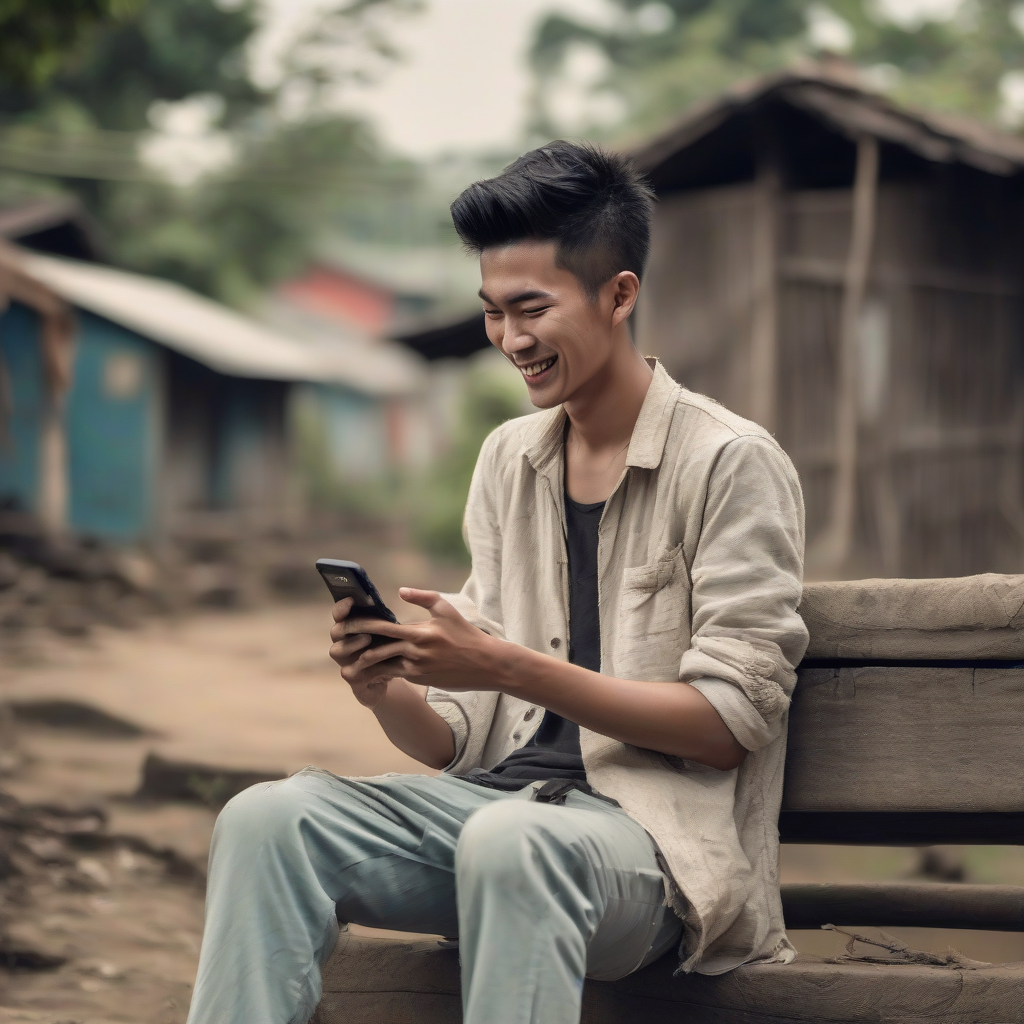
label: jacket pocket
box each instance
[613,544,691,680]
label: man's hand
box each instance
[331,589,504,694]
[329,597,404,708]
[329,595,458,769]
[331,587,746,770]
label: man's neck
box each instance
[563,341,654,456]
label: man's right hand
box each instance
[328,596,457,769]
[329,597,396,709]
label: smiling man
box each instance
[186,142,809,1024]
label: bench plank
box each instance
[781,882,1024,930]
[778,809,1024,845]
[315,931,1024,1024]
[784,667,1024,813]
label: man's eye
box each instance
[524,306,549,316]
[484,309,502,318]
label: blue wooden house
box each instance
[0,245,425,543]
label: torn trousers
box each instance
[185,769,682,1024]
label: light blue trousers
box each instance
[186,770,682,1024]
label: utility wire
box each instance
[0,125,419,189]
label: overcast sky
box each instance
[257,0,965,158]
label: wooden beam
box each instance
[749,134,780,432]
[779,810,1024,846]
[780,255,1024,298]
[782,882,1024,931]
[812,136,879,571]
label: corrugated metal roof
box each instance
[13,250,425,397]
[632,66,1024,181]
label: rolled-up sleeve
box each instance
[690,677,781,752]
[678,436,809,741]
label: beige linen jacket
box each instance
[426,360,809,974]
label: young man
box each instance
[187,142,808,1024]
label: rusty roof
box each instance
[632,65,1024,181]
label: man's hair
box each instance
[450,141,655,299]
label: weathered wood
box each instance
[780,254,1024,297]
[748,130,779,432]
[38,397,68,537]
[0,241,76,537]
[315,930,1024,1024]
[781,882,1024,930]
[800,574,1024,661]
[784,666,1024,813]
[634,185,759,417]
[814,135,879,572]
[779,810,1024,845]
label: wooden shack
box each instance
[631,68,1024,579]
[0,244,424,543]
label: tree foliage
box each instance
[0,0,424,305]
[529,0,1024,140]
[105,117,418,306]
[0,0,262,130]
[0,0,140,91]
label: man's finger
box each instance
[342,656,404,688]
[332,597,354,623]
[330,620,361,643]
[339,618,413,640]
[354,640,410,671]
[398,588,456,619]
[329,635,370,662]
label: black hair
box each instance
[450,140,655,299]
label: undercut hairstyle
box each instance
[450,141,655,299]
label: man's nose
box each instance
[501,319,535,356]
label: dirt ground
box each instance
[1,546,1022,1022]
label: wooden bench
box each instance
[313,574,1024,1023]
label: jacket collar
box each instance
[524,358,679,479]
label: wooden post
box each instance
[820,136,879,572]
[0,243,76,538]
[38,397,69,536]
[749,135,780,432]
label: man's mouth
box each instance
[519,355,557,380]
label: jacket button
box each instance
[550,637,561,649]
[524,708,536,721]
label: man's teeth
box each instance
[522,357,556,378]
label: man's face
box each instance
[478,240,620,409]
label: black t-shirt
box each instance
[462,493,602,790]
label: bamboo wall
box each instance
[636,178,1024,579]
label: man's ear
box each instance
[609,271,640,328]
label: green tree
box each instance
[528,1,1024,140]
[530,0,806,138]
[845,0,1024,120]
[0,0,425,305]
[105,116,418,305]
[0,0,140,91]
[0,0,261,130]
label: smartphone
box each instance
[316,559,398,648]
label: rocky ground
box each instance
[0,542,1022,1022]
[0,541,454,1023]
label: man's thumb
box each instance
[398,588,449,616]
